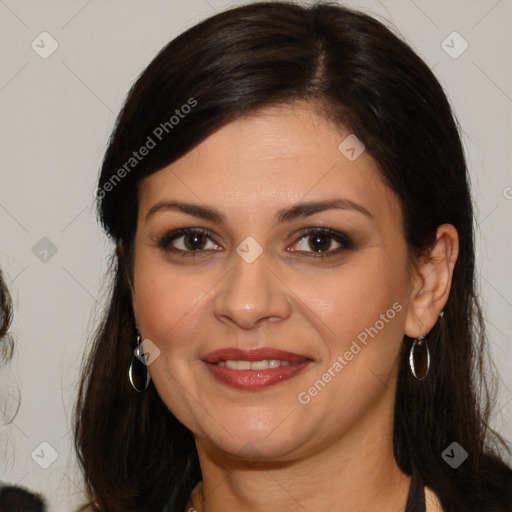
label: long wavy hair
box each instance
[0,267,14,366]
[74,2,511,511]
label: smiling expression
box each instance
[131,102,412,461]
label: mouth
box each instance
[201,347,313,390]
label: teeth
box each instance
[219,359,292,370]
[251,360,271,370]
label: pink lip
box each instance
[201,347,313,391]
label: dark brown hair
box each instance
[0,267,14,365]
[74,2,511,511]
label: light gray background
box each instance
[1,1,511,510]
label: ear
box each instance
[404,224,459,338]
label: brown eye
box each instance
[289,228,353,257]
[307,233,334,252]
[158,228,221,256]
[182,233,208,251]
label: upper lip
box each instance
[202,347,312,363]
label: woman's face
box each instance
[132,102,412,461]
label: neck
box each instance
[186,380,411,512]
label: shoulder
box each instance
[425,486,444,512]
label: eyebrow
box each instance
[145,198,373,224]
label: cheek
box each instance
[292,254,407,427]
[132,251,216,425]
[299,252,408,353]
[133,254,211,354]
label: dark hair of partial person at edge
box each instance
[73,2,511,512]
[1,270,48,511]
[0,268,14,366]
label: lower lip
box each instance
[203,361,312,390]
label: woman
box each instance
[1,270,47,511]
[74,2,512,511]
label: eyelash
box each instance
[157,227,353,259]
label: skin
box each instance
[130,102,458,512]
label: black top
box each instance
[151,455,512,512]
[0,483,47,512]
[403,460,512,511]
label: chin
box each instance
[197,419,310,463]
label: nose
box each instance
[213,249,292,330]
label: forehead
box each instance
[138,102,400,227]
